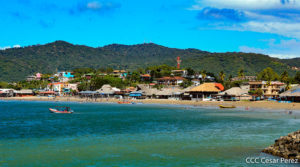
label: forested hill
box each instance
[0,40,298,81]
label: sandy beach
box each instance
[1,96,300,111]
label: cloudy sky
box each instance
[1,0,300,58]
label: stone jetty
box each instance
[262,130,300,160]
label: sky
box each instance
[1,0,300,59]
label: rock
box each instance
[262,130,300,161]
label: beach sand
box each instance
[1,96,300,111]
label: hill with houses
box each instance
[0,40,299,81]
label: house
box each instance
[47,82,64,95]
[188,83,224,100]
[113,70,127,78]
[14,89,34,97]
[171,70,187,77]
[218,87,251,101]
[249,81,285,98]
[54,72,74,82]
[191,79,200,86]
[140,74,151,81]
[84,73,94,80]
[231,76,257,81]
[156,76,185,86]
[280,86,300,102]
[26,73,42,81]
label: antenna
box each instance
[177,56,181,69]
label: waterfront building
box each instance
[188,83,224,100]
[249,81,285,98]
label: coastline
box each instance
[1,96,300,111]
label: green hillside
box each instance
[0,40,297,81]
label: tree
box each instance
[179,80,192,88]
[201,70,207,82]
[219,71,226,83]
[257,67,279,81]
[294,72,300,84]
[255,88,263,97]
[280,71,289,83]
[186,67,195,77]
[238,69,245,78]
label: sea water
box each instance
[0,100,299,167]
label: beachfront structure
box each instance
[129,91,145,99]
[37,91,56,96]
[249,81,285,98]
[280,86,300,102]
[14,89,34,97]
[97,84,116,97]
[218,87,251,101]
[156,87,184,99]
[156,76,185,86]
[0,89,14,97]
[188,83,224,100]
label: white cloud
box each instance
[0,46,11,50]
[0,44,21,50]
[240,39,300,58]
[87,1,102,9]
[195,0,300,10]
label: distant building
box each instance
[156,76,185,86]
[171,70,187,77]
[231,76,257,82]
[113,70,127,79]
[26,73,42,81]
[140,74,151,81]
[55,72,74,82]
[191,79,200,86]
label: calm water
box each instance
[0,100,299,167]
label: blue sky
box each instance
[1,0,300,58]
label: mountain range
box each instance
[0,40,299,81]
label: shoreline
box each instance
[1,96,300,111]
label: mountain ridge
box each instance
[0,40,299,81]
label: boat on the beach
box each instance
[49,106,73,114]
[118,101,132,104]
[219,105,236,109]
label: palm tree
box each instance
[238,69,245,78]
[201,70,207,82]
[219,71,226,83]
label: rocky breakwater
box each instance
[262,130,300,160]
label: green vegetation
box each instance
[0,40,299,81]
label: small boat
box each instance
[219,105,236,109]
[49,106,73,114]
[118,101,131,104]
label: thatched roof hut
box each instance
[219,87,248,96]
[280,86,300,97]
[97,84,115,95]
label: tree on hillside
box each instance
[280,70,289,83]
[219,71,226,83]
[294,72,300,84]
[257,67,279,81]
[186,67,195,77]
[238,69,245,78]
